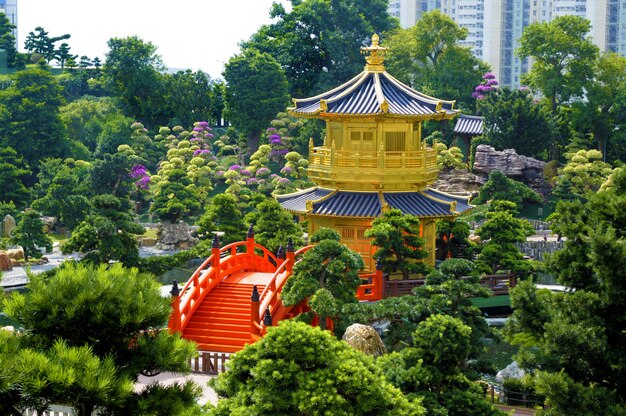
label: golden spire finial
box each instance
[361,34,388,72]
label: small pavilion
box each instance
[277,34,472,270]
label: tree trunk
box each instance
[78,402,95,416]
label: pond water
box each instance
[156,258,204,286]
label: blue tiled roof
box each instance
[312,192,381,217]
[277,188,472,218]
[454,114,484,135]
[384,192,452,217]
[290,71,458,118]
[276,188,334,213]
[422,189,473,214]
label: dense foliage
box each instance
[1,263,200,415]
[209,320,425,415]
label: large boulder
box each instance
[496,361,526,383]
[6,247,24,261]
[472,145,550,195]
[342,323,387,357]
[1,214,16,238]
[156,221,199,251]
[0,251,12,271]
[432,168,483,196]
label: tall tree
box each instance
[505,168,626,412]
[224,49,290,154]
[477,87,557,159]
[386,10,489,111]
[570,53,626,163]
[0,67,68,175]
[241,0,398,97]
[162,70,214,127]
[102,36,166,128]
[0,147,31,207]
[517,15,599,113]
[24,26,71,63]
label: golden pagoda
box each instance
[277,34,472,270]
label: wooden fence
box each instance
[189,351,230,374]
[384,274,516,298]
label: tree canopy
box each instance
[478,87,556,159]
[1,263,200,416]
[209,320,425,415]
[517,15,599,113]
[385,10,489,111]
[281,228,363,330]
[223,49,290,154]
[365,209,429,279]
[241,0,398,98]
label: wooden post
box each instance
[212,234,221,279]
[168,280,182,333]
[286,238,295,272]
[374,259,384,300]
[263,308,272,329]
[277,246,285,261]
[250,285,260,335]
[246,224,255,263]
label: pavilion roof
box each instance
[454,114,484,136]
[288,34,459,120]
[276,187,472,219]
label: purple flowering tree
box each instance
[472,72,499,100]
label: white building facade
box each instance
[388,0,626,88]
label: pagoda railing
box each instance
[308,146,438,188]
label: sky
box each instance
[16,0,288,79]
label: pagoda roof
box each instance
[276,187,472,219]
[454,114,484,135]
[289,71,459,119]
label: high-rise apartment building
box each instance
[388,0,626,88]
[0,0,17,46]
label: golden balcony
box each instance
[308,146,439,191]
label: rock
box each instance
[155,221,199,250]
[0,251,12,271]
[432,168,483,196]
[6,247,24,260]
[468,234,482,244]
[41,216,56,233]
[496,361,525,383]
[2,214,16,238]
[1,326,15,332]
[140,237,157,247]
[10,258,20,267]
[472,145,550,195]
[342,323,387,357]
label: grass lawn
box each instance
[49,233,68,245]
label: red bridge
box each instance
[167,228,383,353]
